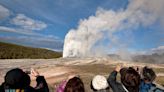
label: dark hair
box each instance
[64,77,85,92]
[3,68,31,89]
[121,67,140,92]
[142,66,156,82]
[120,68,127,79]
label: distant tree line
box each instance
[0,42,62,59]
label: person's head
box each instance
[120,67,127,79]
[91,75,109,92]
[64,77,84,92]
[142,66,156,83]
[3,68,31,89]
[120,67,140,92]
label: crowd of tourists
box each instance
[0,65,163,92]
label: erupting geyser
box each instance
[63,0,164,58]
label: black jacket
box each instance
[107,71,126,92]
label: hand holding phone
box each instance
[31,68,40,77]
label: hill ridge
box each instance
[0,41,62,59]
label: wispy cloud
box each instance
[0,5,47,35]
[0,26,39,36]
[0,4,63,51]
[0,25,63,50]
[0,35,63,50]
[11,14,47,30]
[0,5,10,19]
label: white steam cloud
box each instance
[63,0,164,58]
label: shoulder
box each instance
[111,83,125,92]
[0,85,4,92]
[23,86,36,92]
[149,84,164,92]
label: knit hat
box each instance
[92,75,109,90]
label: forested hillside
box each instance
[0,42,62,59]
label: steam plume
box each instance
[63,0,164,58]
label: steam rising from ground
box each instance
[63,0,164,58]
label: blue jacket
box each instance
[139,80,164,92]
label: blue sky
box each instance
[0,0,163,53]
